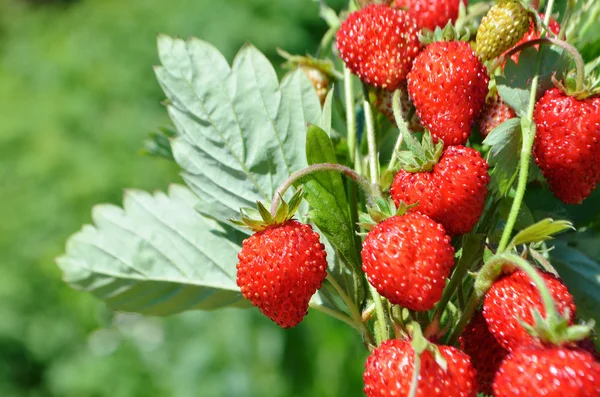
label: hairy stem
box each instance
[408,351,421,397]
[497,0,556,253]
[309,301,359,331]
[270,163,377,216]
[362,84,379,184]
[344,67,358,167]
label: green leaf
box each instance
[154,35,321,224]
[56,185,249,316]
[549,239,600,320]
[484,118,522,196]
[508,218,574,249]
[319,88,334,136]
[497,46,571,116]
[302,125,362,274]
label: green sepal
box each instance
[358,198,416,230]
[553,73,600,100]
[409,322,448,372]
[393,130,444,173]
[229,189,305,232]
[277,48,343,80]
[518,308,594,345]
[419,21,473,45]
[507,218,574,250]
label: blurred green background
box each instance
[0,0,367,396]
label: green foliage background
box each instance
[0,0,366,396]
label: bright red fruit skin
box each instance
[460,311,509,395]
[336,4,422,91]
[236,220,327,328]
[390,145,490,236]
[407,41,489,146]
[493,345,600,396]
[533,88,600,204]
[364,339,477,397]
[483,270,576,351]
[478,94,516,138]
[361,213,454,311]
[393,0,464,31]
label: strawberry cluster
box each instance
[231,1,600,396]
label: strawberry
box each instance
[493,345,600,396]
[373,84,423,132]
[483,269,576,351]
[234,192,327,328]
[505,15,560,64]
[475,0,531,61]
[459,311,509,395]
[301,66,330,105]
[364,339,477,397]
[336,4,422,91]
[407,40,489,146]
[390,144,490,236]
[393,0,464,31]
[533,88,600,204]
[477,94,516,138]
[361,212,454,311]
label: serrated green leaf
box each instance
[302,125,362,276]
[497,46,571,116]
[508,218,574,249]
[57,185,249,316]
[484,118,522,196]
[549,239,600,321]
[155,35,321,225]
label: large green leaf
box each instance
[154,35,321,223]
[57,185,249,316]
[484,117,522,196]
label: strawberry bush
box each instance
[58,0,600,395]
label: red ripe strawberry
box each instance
[236,220,327,328]
[390,145,490,236]
[483,269,576,351]
[336,5,422,91]
[493,345,600,396]
[459,311,509,395]
[407,41,489,146]
[579,338,600,362]
[533,88,600,204]
[364,339,477,397]
[361,213,454,311]
[505,16,560,64]
[393,0,464,31]
[478,94,516,138]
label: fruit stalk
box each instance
[388,89,409,169]
[344,67,358,166]
[497,0,555,253]
[269,163,377,216]
[308,301,360,331]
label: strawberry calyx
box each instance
[230,189,304,232]
[419,21,472,45]
[358,197,416,230]
[406,322,448,396]
[277,48,343,80]
[394,130,444,173]
[476,252,594,346]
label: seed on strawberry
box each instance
[493,345,600,396]
[478,94,516,138]
[459,311,509,395]
[236,220,327,328]
[475,0,531,61]
[393,0,464,31]
[361,213,454,311]
[390,145,490,236]
[407,40,489,146]
[483,269,576,351]
[505,15,560,64]
[336,4,422,91]
[533,88,600,204]
[364,339,477,397]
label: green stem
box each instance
[497,0,556,253]
[270,163,377,216]
[362,84,379,185]
[501,37,586,92]
[447,293,480,345]
[309,301,360,331]
[326,274,376,347]
[408,351,421,397]
[344,67,358,167]
[388,89,413,169]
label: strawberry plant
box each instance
[58,0,600,395]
